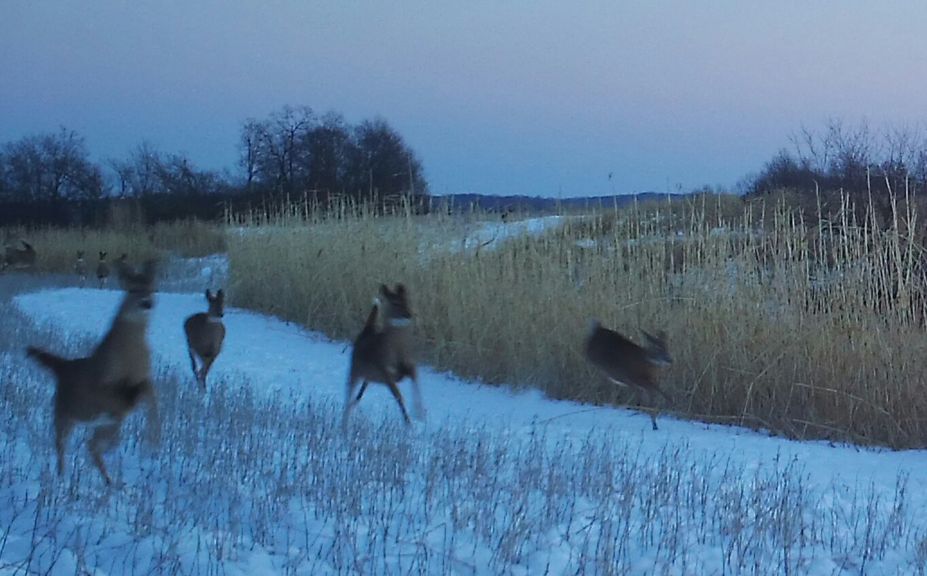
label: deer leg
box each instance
[187,348,200,383]
[88,422,121,485]
[54,414,74,476]
[200,355,218,390]
[627,386,658,430]
[385,380,412,425]
[402,362,426,421]
[342,375,362,431]
[645,388,660,431]
[354,380,370,402]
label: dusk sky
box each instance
[2,2,926,198]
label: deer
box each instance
[584,320,673,430]
[183,289,226,391]
[26,259,160,485]
[74,250,87,287]
[343,283,425,429]
[96,251,110,287]
[3,240,37,271]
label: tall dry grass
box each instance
[1,219,226,274]
[228,191,927,448]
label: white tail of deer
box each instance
[96,251,110,288]
[343,283,425,429]
[26,259,160,485]
[584,320,673,430]
[183,289,226,391]
[3,240,37,271]
[74,250,87,287]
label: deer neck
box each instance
[382,319,413,355]
[92,299,152,383]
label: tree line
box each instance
[745,119,927,222]
[0,106,428,226]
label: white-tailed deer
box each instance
[26,259,160,485]
[74,250,87,287]
[584,321,673,430]
[3,240,36,271]
[183,289,226,390]
[343,284,425,428]
[96,251,110,288]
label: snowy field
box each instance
[1,272,927,573]
[450,215,564,252]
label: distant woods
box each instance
[5,113,927,228]
[0,106,428,226]
[239,107,426,202]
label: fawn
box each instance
[74,251,87,286]
[343,284,425,428]
[585,320,673,430]
[3,240,36,271]
[26,259,160,485]
[183,289,226,390]
[96,251,110,287]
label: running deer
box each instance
[26,259,160,485]
[343,284,425,428]
[183,289,226,390]
[584,321,673,430]
[74,251,87,286]
[96,251,110,287]
[3,240,37,271]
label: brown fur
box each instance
[74,251,87,287]
[26,259,160,485]
[96,251,110,288]
[3,240,36,271]
[584,321,673,430]
[183,289,226,390]
[343,283,425,428]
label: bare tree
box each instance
[1,127,104,201]
[306,112,353,200]
[346,117,427,201]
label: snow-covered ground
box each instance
[444,215,564,253]
[3,280,927,573]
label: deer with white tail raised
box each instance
[26,259,160,485]
[183,289,226,391]
[585,320,673,430]
[343,283,425,429]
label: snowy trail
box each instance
[14,287,927,506]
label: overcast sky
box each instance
[2,2,925,197]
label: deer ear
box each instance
[379,284,390,296]
[217,289,224,300]
[395,283,406,295]
[205,289,213,300]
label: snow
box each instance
[4,279,927,573]
[450,215,564,252]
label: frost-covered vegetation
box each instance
[3,277,927,574]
